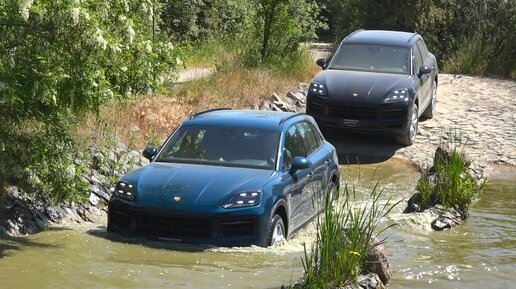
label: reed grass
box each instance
[295,183,399,289]
[417,130,485,212]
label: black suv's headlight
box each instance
[309,82,327,96]
[385,89,409,103]
[222,191,262,209]
[114,180,136,201]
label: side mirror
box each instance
[316,58,326,69]
[418,65,432,77]
[291,156,312,170]
[142,146,158,161]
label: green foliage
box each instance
[417,133,485,212]
[418,150,485,212]
[296,183,398,288]
[160,0,253,42]
[317,0,516,78]
[249,0,326,63]
[0,0,179,201]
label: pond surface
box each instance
[1,161,514,289]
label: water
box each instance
[1,161,514,289]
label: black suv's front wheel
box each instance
[395,103,418,146]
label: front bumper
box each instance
[107,198,270,247]
[306,95,410,135]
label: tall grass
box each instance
[296,183,398,289]
[417,131,485,212]
[77,41,318,149]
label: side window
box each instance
[413,42,424,74]
[309,123,322,147]
[296,122,319,156]
[416,41,428,60]
[284,125,306,170]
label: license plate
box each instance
[342,119,359,126]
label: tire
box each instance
[267,214,286,247]
[422,80,437,119]
[395,103,418,146]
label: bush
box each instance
[417,149,485,213]
[296,183,398,288]
[0,0,179,201]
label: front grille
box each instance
[109,204,257,240]
[308,97,407,127]
[330,104,378,120]
[137,214,212,238]
[220,218,255,237]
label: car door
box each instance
[414,40,432,111]
[295,121,328,223]
[282,124,311,231]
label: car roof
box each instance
[343,30,419,47]
[184,109,304,131]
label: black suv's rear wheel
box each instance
[395,103,418,146]
[422,80,437,119]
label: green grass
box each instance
[417,131,486,212]
[294,183,399,289]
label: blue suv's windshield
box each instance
[155,125,280,170]
[329,44,410,74]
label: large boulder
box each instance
[363,236,392,285]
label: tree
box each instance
[252,0,326,61]
[0,0,179,200]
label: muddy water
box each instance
[0,161,515,289]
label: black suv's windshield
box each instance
[329,44,410,74]
[155,125,280,170]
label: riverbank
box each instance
[1,73,515,237]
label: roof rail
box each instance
[407,32,419,44]
[279,112,305,125]
[344,29,365,40]
[191,108,232,119]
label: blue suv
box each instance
[108,109,340,247]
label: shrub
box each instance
[0,0,179,201]
[296,183,398,288]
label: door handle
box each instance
[324,159,331,166]
[307,172,313,179]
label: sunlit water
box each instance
[1,160,514,289]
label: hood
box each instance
[314,70,414,103]
[123,163,275,208]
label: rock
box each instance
[435,143,471,167]
[403,192,424,213]
[357,273,385,289]
[363,236,392,285]
[272,93,295,112]
[286,91,306,106]
[91,184,111,203]
[89,192,101,206]
[431,207,466,231]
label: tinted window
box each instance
[284,125,306,170]
[417,40,429,57]
[296,122,319,155]
[156,126,280,170]
[309,123,322,147]
[329,44,410,74]
[413,43,424,73]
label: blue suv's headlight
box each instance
[310,82,327,96]
[385,88,409,103]
[114,180,136,201]
[222,191,262,209]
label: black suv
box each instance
[306,30,438,145]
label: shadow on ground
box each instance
[0,234,61,258]
[87,226,217,252]
[325,132,403,165]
